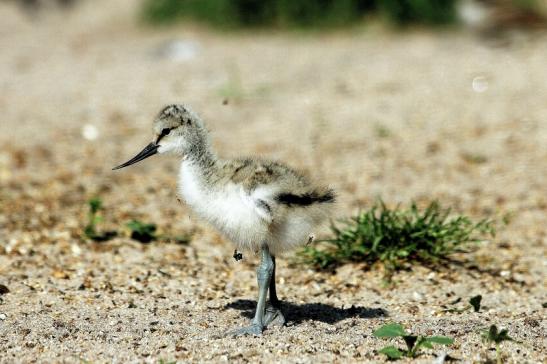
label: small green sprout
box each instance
[84,197,102,239]
[469,295,482,312]
[443,295,482,313]
[482,325,515,364]
[84,197,116,241]
[374,323,454,359]
[126,220,157,243]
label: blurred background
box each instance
[0,0,546,362]
[1,0,546,222]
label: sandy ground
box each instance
[0,1,546,363]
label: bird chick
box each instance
[114,104,335,336]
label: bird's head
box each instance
[113,104,207,170]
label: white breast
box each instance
[178,161,273,252]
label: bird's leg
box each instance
[227,246,273,336]
[264,256,286,327]
[269,256,280,307]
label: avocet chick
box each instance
[113,104,335,336]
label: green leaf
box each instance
[426,336,454,345]
[417,338,434,349]
[378,346,404,359]
[482,325,514,344]
[482,325,495,343]
[469,295,482,312]
[495,329,513,343]
[373,323,408,337]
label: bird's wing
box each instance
[248,185,277,224]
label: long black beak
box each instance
[112,142,159,170]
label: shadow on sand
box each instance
[225,299,387,325]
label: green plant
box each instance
[126,220,157,243]
[84,197,102,238]
[469,294,482,312]
[141,0,277,28]
[142,0,367,28]
[298,200,494,274]
[126,220,158,243]
[141,0,457,28]
[84,197,116,241]
[378,0,457,25]
[482,325,515,364]
[374,323,453,359]
[275,0,366,27]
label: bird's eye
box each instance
[156,128,172,143]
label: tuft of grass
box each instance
[298,200,494,273]
[374,323,454,359]
[126,220,158,243]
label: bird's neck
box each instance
[183,138,219,180]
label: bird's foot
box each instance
[225,322,263,337]
[264,304,285,328]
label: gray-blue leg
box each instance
[227,247,274,336]
[264,256,285,327]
